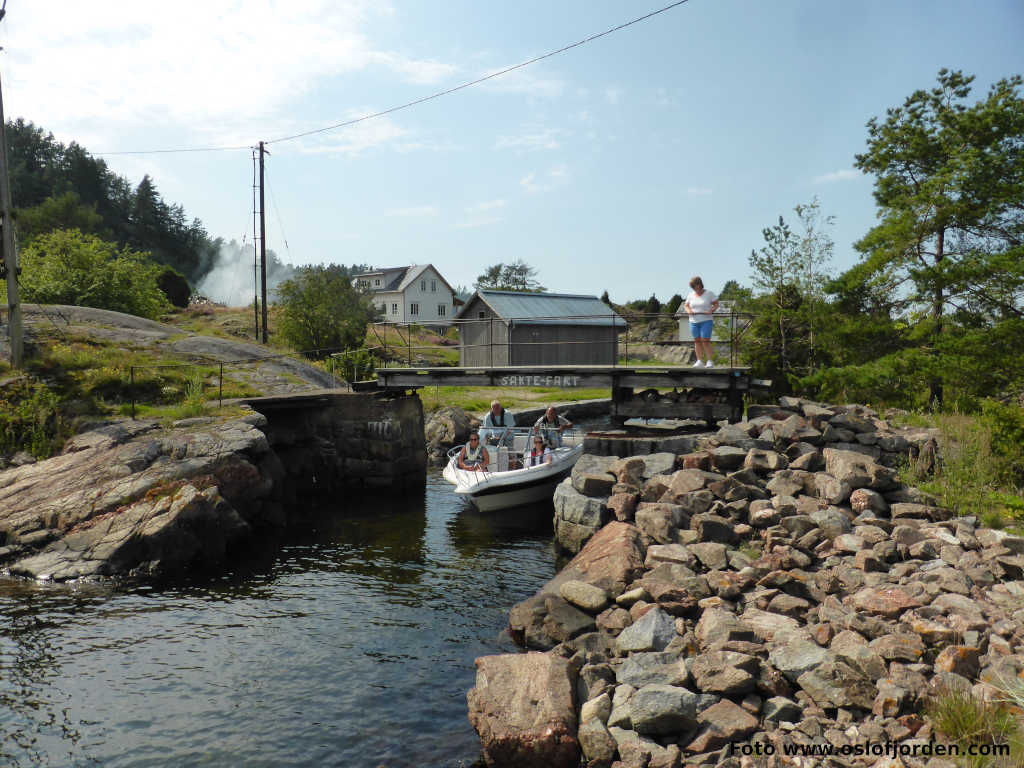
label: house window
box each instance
[375,278,381,287]
[478,311,486,319]
[431,280,437,292]
[421,280,426,291]
[438,304,446,317]
[391,303,398,315]
[410,303,419,316]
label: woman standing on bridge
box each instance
[682,276,719,368]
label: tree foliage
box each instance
[276,265,376,357]
[20,229,171,319]
[847,69,1024,408]
[7,119,216,288]
[741,199,836,393]
[474,259,545,292]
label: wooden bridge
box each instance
[356,365,770,425]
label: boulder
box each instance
[690,651,759,695]
[769,639,830,683]
[467,653,580,768]
[631,684,700,735]
[553,478,609,553]
[425,406,472,460]
[559,580,610,613]
[635,503,687,544]
[686,700,759,753]
[616,606,676,653]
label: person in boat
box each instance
[457,431,489,471]
[532,406,573,448]
[525,434,553,467]
[481,400,515,447]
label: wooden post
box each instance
[258,141,268,344]
[130,367,135,420]
[219,364,223,408]
[0,68,23,367]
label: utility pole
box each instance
[258,141,268,344]
[0,31,23,367]
[252,148,260,340]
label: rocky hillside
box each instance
[468,398,1024,768]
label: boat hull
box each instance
[442,444,582,512]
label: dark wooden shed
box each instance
[455,290,627,366]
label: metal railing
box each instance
[360,309,756,370]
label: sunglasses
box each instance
[469,437,479,441]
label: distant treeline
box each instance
[8,119,218,286]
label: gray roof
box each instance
[456,290,626,327]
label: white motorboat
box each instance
[442,428,584,512]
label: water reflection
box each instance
[0,470,555,768]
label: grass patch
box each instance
[898,408,1024,531]
[926,683,1024,768]
[420,386,610,414]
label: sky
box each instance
[1,0,1022,304]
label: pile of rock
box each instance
[468,398,1024,768]
[553,398,940,555]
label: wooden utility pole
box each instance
[0,65,23,367]
[258,141,268,344]
[251,148,260,340]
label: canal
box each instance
[0,470,560,767]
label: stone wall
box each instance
[254,391,426,502]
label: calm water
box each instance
[0,471,559,768]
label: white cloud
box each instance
[479,68,566,99]
[520,164,570,194]
[813,169,862,184]
[495,126,565,151]
[384,205,440,217]
[283,112,413,156]
[465,199,506,213]
[685,186,713,198]
[0,0,455,148]
[605,87,623,105]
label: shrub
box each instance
[20,228,171,319]
[0,378,63,458]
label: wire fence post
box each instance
[130,366,135,420]
[219,364,223,408]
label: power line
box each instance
[264,161,290,257]
[266,0,691,146]
[87,0,691,156]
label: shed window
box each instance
[431,280,437,292]
[478,312,486,319]
[375,279,381,286]
[421,280,426,291]
[438,304,446,317]
[391,303,398,314]
[410,303,419,316]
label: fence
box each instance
[355,309,756,371]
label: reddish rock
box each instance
[607,493,639,522]
[467,653,579,768]
[543,521,647,599]
[680,451,711,470]
[852,587,923,618]
[685,700,758,752]
[934,646,981,679]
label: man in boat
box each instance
[525,434,553,466]
[458,431,489,471]
[532,406,573,448]
[481,400,516,447]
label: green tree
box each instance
[850,69,1024,408]
[15,191,107,243]
[742,200,836,392]
[20,229,171,319]
[474,259,545,292]
[665,294,684,314]
[276,265,376,356]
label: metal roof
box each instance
[456,290,627,327]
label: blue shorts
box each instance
[690,319,713,339]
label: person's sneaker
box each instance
[692,360,704,368]
[705,360,714,368]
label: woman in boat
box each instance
[525,434,553,467]
[458,431,490,471]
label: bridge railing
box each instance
[357,309,756,370]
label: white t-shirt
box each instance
[686,290,717,323]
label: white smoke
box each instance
[196,240,294,305]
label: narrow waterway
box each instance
[0,470,560,768]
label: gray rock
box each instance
[578,718,617,763]
[617,651,690,687]
[559,580,610,613]
[796,658,877,709]
[810,507,853,537]
[763,696,802,723]
[641,452,679,479]
[616,607,676,653]
[692,514,738,545]
[689,542,729,570]
[635,502,686,545]
[690,651,759,695]
[631,684,700,735]
[769,639,830,683]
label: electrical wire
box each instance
[266,0,690,146]
[264,161,290,258]
[86,0,691,156]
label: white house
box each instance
[352,264,457,327]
